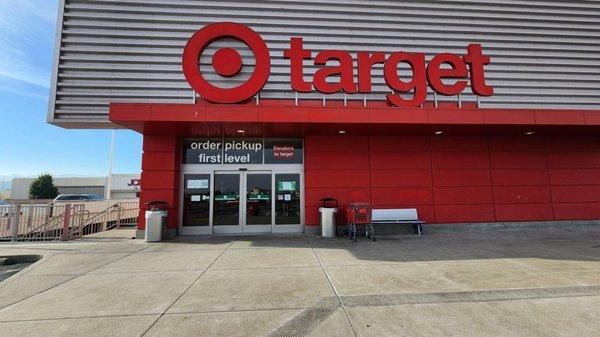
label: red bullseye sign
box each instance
[183,22,493,107]
[182,22,271,103]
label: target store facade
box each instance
[49,1,600,237]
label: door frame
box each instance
[179,164,304,235]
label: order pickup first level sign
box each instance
[183,139,304,165]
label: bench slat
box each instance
[370,208,425,235]
[371,208,421,222]
[371,220,425,224]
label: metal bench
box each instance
[371,209,425,235]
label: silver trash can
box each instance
[144,201,168,242]
[319,198,338,237]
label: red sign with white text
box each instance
[272,145,295,159]
[183,22,493,107]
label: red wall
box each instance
[138,134,181,231]
[304,135,600,226]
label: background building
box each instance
[10,174,140,200]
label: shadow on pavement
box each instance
[161,228,600,263]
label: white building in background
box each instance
[9,174,140,200]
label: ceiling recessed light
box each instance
[525,131,535,135]
[338,130,347,134]
[236,129,245,133]
[434,131,443,135]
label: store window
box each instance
[183,174,211,227]
[275,174,301,225]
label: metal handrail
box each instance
[68,204,121,239]
[18,212,65,240]
[14,205,87,242]
[67,201,139,240]
[2,201,139,242]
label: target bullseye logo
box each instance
[211,48,242,77]
[182,22,271,104]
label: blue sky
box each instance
[0,1,142,182]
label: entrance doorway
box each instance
[212,171,272,234]
[180,168,303,235]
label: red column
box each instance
[138,134,181,235]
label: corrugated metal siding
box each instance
[49,0,600,127]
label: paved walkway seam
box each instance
[139,238,236,337]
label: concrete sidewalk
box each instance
[0,228,599,336]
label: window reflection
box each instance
[275,174,301,225]
[213,174,240,226]
[246,174,272,225]
[183,174,210,227]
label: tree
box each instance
[29,174,59,199]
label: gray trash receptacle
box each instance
[145,210,168,242]
[319,207,337,237]
[144,201,168,242]
[319,198,338,237]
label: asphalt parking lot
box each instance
[0,228,599,336]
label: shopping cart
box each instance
[346,202,374,242]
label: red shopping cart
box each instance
[346,202,374,242]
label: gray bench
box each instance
[371,209,425,235]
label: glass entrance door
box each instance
[244,172,272,233]
[212,172,241,234]
[212,171,273,234]
[181,168,302,235]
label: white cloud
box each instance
[0,80,47,100]
[0,1,58,90]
